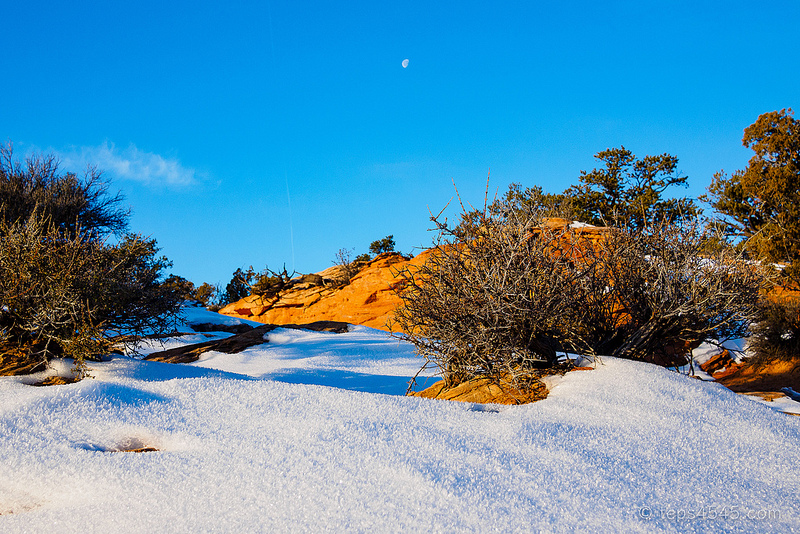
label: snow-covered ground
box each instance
[1,308,799,532]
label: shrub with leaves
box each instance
[369,235,395,255]
[392,200,767,388]
[748,297,800,365]
[0,145,182,376]
[250,265,295,300]
[0,216,182,375]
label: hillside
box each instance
[219,219,609,331]
[219,251,430,331]
[218,221,800,396]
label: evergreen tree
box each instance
[223,267,255,305]
[705,109,800,285]
[566,147,698,229]
[495,147,698,230]
[369,235,395,255]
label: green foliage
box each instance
[162,275,197,300]
[704,109,800,286]
[749,297,800,365]
[162,276,220,308]
[194,283,218,307]
[0,145,182,375]
[251,265,294,300]
[369,235,395,255]
[223,267,255,305]
[494,183,575,221]
[89,235,183,341]
[498,147,698,230]
[330,236,397,289]
[221,265,298,304]
[330,247,373,288]
[0,221,180,375]
[567,147,698,229]
[0,216,108,371]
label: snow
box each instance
[180,304,263,329]
[192,325,427,395]
[693,339,749,366]
[689,340,800,415]
[119,304,265,357]
[746,392,800,416]
[1,311,799,532]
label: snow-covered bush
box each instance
[392,202,768,387]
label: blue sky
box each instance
[3,1,798,286]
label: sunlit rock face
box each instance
[219,251,431,331]
[219,219,608,332]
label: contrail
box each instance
[266,1,296,272]
[284,167,296,272]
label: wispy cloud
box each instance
[57,141,198,187]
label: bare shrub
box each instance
[586,221,769,366]
[392,207,596,387]
[330,248,367,287]
[392,201,768,388]
[0,142,128,238]
[250,265,295,300]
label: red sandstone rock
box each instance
[219,251,431,331]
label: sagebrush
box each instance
[392,200,767,388]
[0,145,182,375]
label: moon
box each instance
[401,59,409,68]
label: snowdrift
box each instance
[1,308,798,532]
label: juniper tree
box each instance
[704,109,800,286]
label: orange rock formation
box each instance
[219,251,430,331]
[218,219,608,331]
